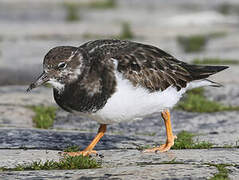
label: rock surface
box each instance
[0,0,239,179]
[1,148,239,179]
[0,164,217,180]
[0,105,34,128]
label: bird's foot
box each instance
[60,150,98,157]
[143,135,177,153]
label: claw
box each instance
[143,134,177,153]
[143,142,174,153]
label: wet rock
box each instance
[0,128,138,150]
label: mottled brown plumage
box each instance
[82,39,227,92]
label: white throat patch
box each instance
[48,79,65,92]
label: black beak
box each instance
[26,72,49,92]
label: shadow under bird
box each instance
[27,39,228,156]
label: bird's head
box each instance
[27,46,86,92]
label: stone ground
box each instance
[0,85,238,179]
[0,0,239,179]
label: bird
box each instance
[27,39,228,156]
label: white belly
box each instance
[90,72,188,124]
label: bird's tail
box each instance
[184,64,229,80]
[184,64,228,89]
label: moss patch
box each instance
[176,93,225,113]
[177,35,207,53]
[172,131,213,150]
[175,88,239,113]
[88,0,116,9]
[64,145,81,152]
[193,58,239,65]
[137,131,212,150]
[177,32,226,53]
[0,156,100,171]
[217,3,231,15]
[30,106,57,129]
[117,22,134,40]
[63,0,116,15]
[215,3,239,15]
[63,3,80,22]
[208,164,230,180]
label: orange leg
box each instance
[144,110,177,153]
[63,124,107,157]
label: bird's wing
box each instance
[112,42,194,91]
[83,40,228,92]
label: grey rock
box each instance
[0,86,54,106]
[205,84,239,107]
[0,67,41,86]
[1,85,238,148]
[99,149,239,167]
[0,164,217,180]
[0,149,59,169]
[0,105,34,128]
[54,110,239,147]
[228,166,239,180]
[0,130,238,166]
[1,148,238,179]
[0,128,138,150]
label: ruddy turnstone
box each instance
[27,39,228,156]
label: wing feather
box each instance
[83,39,228,92]
[113,42,193,91]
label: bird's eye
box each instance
[58,62,67,69]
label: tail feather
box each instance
[185,64,229,80]
[183,64,228,90]
[205,79,223,87]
